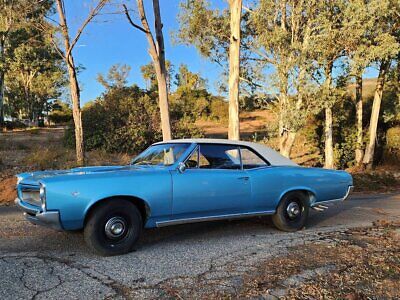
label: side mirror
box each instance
[177,162,186,173]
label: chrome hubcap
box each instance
[105,217,126,239]
[286,202,301,219]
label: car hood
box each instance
[17,165,154,186]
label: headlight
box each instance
[39,184,46,210]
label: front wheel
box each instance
[84,199,142,256]
[272,191,309,232]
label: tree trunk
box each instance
[0,37,5,127]
[66,56,85,166]
[227,0,242,141]
[0,70,4,128]
[355,74,363,164]
[324,62,335,169]
[56,0,85,165]
[281,131,296,158]
[135,0,171,141]
[324,107,334,168]
[362,60,390,169]
[152,0,171,141]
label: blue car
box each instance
[15,139,353,255]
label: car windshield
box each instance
[131,143,190,166]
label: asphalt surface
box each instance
[0,192,399,299]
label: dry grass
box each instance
[236,221,400,299]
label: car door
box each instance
[170,144,251,220]
[239,146,279,212]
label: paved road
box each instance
[0,193,399,299]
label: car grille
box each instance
[20,185,41,207]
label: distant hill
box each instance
[347,78,377,100]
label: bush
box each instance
[209,98,228,121]
[386,127,400,150]
[4,120,27,130]
[48,100,73,124]
[65,86,204,154]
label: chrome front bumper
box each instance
[15,198,62,230]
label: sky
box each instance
[62,0,225,105]
[63,0,379,105]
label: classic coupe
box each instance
[15,139,353,255]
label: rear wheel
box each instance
[84,199,142,256]
[272,191,309,232]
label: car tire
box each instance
[272,191,309,232]
[84,199,142,256]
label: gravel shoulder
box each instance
[0,193,399,299]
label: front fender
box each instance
[42,170,172,230]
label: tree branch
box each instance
[122,4,148,34]
[66,0,108,58]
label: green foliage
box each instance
[386,127,400,151]
[209,98,229,121]
[65,84,205,154]
[1,0,63,124]
[97,64,131,90]
[48,100,72,124]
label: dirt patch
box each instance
[0,176,17,205]
[152,221,400,299]
[235,221,400,299]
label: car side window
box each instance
[240,147,268,169]
[198,144,241,170]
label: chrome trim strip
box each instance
[311,185,354,207]
[156,210,276,227]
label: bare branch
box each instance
[122,4,148,34]
[242,5,253,13]
[66,0,108,58]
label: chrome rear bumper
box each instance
[311,185,354,211]
[15,198,62,231]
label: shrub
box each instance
[386,127,400,150]
[65,86,204,154]
[209,98,228,121]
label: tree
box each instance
[140,60,173,92]
[362,0,399,169]
[310,0,347,169]
[123,0,172,141]
[176,0,262,140]
[53,0,108,165]
[97,64,131,90]
[227,0,242,140]
[0,0,52,127]
[252,0,319,157]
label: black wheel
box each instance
[84,199,142,256]
[272,191,309,232]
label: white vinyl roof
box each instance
[155,138,298,166]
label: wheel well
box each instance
[280,189,316,206]
[84,196,150,226]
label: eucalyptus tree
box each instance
[308,0,347,169]
[252,0,319,157]
[362,0,399,169]
[176,0,260,141]
[0,0,52,126]
[97,64,131,90]
[342,0,372,165]
[6,33,64,121]
[123,0,172,141]
[51,0,108,165]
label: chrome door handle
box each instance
[238,176,249,180]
